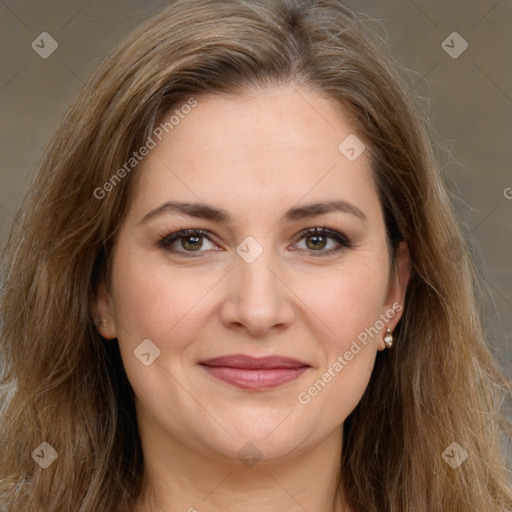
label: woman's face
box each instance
[96,84,409,464]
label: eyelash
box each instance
[158,226,353,258]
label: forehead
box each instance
[157,85,360,158]
[128,85,379,225]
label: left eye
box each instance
[294,227,350,253]
[159,227,352,257]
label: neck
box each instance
[134,418,347,512]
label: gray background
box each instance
[0,0,510,444]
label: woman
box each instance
[1,0,510,511]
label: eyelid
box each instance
[159,228,219,251]
[293,226,351,246]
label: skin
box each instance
[95,84,410,512]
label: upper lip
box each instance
[199,354,309,369]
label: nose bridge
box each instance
[220,234,294,334]
[235,234,280,301]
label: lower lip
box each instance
[200,365,309,390]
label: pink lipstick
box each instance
[198,354,310,390]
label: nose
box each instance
[219,242,295,337]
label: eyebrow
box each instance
[139,199,367,225]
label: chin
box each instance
[208,422,311,465]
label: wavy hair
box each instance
[1,1,510,510]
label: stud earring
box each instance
[384,328,393,349]
[96,317,106,328]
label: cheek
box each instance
[296,264,386,426]
[109,250,204,403]
[304,257,389,351]
[110,233,187,331]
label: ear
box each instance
[379,241,410,349]
[93,278,118,339]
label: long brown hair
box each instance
[1,1,510,510]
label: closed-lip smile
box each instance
[198,354,311,390]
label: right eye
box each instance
[159,229,221,257]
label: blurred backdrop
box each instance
[0,0,510,451]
